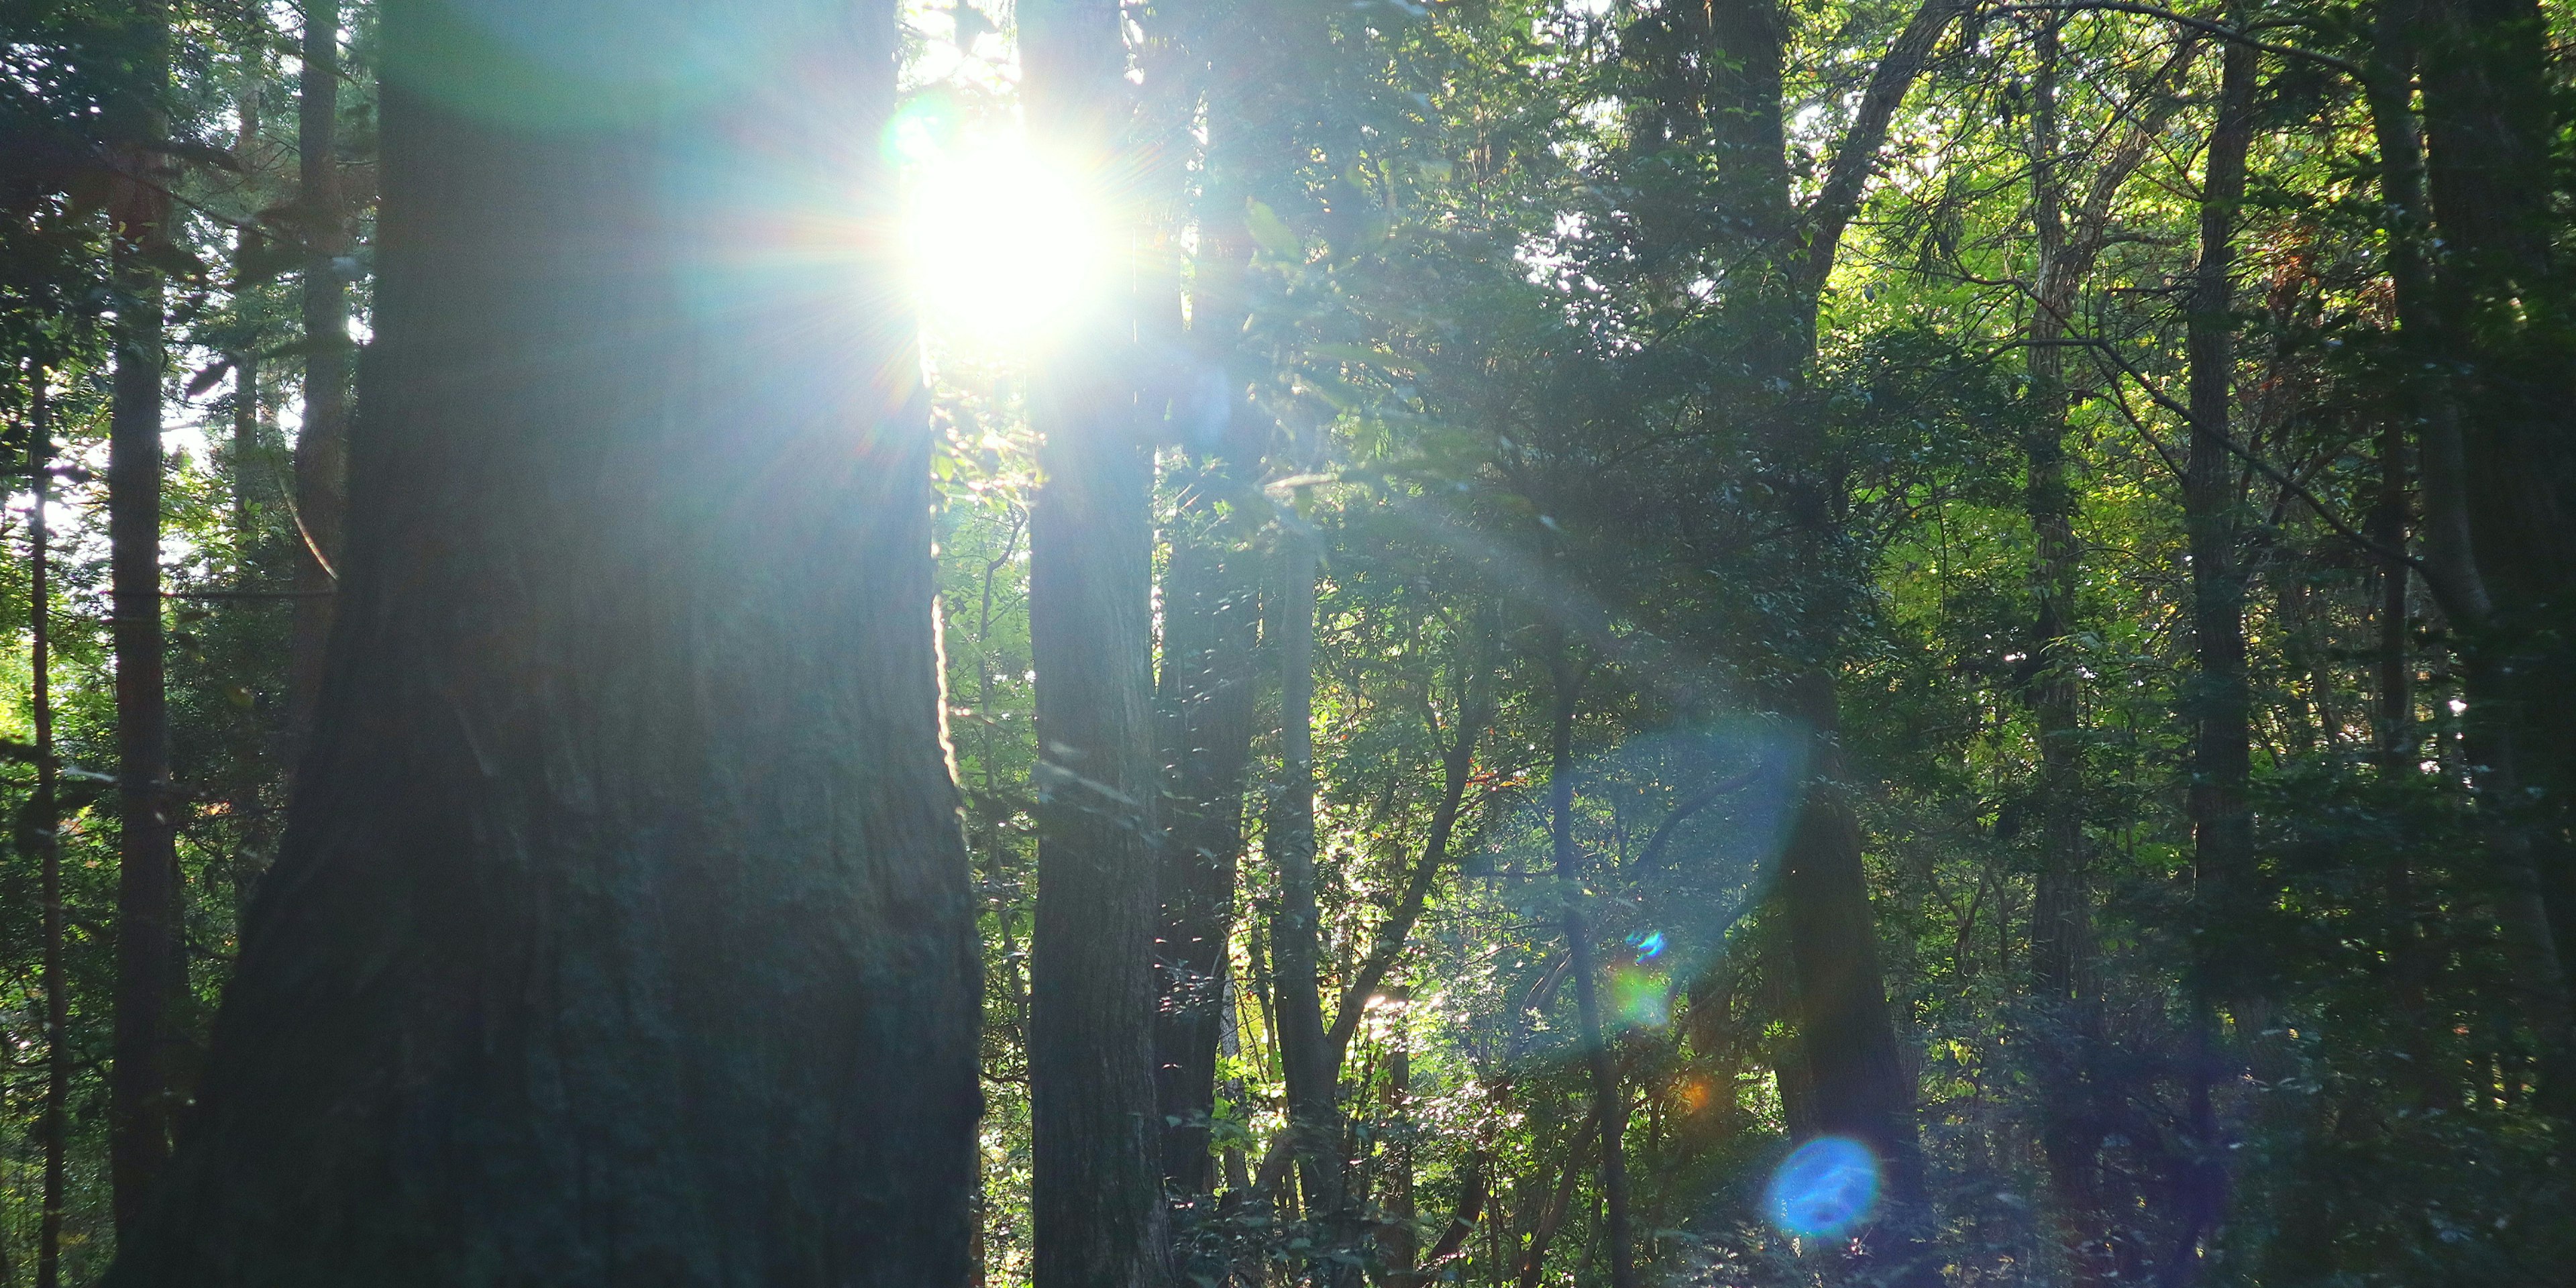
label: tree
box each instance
[1020,0,1171,1283]
[101,0,182,1233]
[285,0,351,769]
[101,1,979,1281]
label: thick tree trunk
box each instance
[2021,28,2108,1277]
[101,3,981,1282]
[1543,643,1634,1288]
[1021,0,1169,1284]
[288,0,350,768]
[1704,2,1939,1277]
[2414,0,2576,1059]
[104,1,180,1230]
[2416,0,2576,615]
[1776,671,1937,1285]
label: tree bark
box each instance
[289,0,350,769]
[1703,2,1943,1277]
[1268,519,1351,1262]
[1150,115,1268,1197]
[2414,0,2576,1052]
[1541,640,1634,1288]
[2021,32,2196,1285]
[103,0,180,1232]
[2169,38,2257,1287]
[1021,0,1169,1283]
[1150,471,1259,1197]
[101,3,981,1282]
[30,376,68,1288]
[1513,1108,1599,1288]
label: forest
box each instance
[3,0,2574,1283]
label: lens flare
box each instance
[1609,964,1669,1028]
[890,105,1114,350]
[1766,1136,1880,1238]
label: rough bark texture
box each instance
[1021,0,1169,1283]
[102,3,981,1283]
[1776,671,1937,1284]
[103,0,179,1231]
[289,0,350,767]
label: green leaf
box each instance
[1244,199,1301,260]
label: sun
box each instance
[893,109,1114,352]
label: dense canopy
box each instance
[4,0,2575,1284]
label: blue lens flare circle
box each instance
[1765,1136,1880,1238]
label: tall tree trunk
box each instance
[290,0,350,762]
[2019,29,2198,1285]
[229,66,276,912]
[2022,11,2090,1020]
[1150,116,1267,1199]
[104,0,179,1232]
[1151,492,1258,1197]
[2019,25,2110,1281]
[2169,38,2257,1288]
[30,376,68,1288]
[1021,0,1169,1283]
[231,72,264,559]
[1268,518,1350,1262]
[289,0,350,769]
[101,2,981,1281]
[2416,0,2576,627]
[1705,0,1941,1277]
[2412,0,2576,1082]
[1776,670,1937,1283]
[1543,641,1634,1288]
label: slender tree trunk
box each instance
[1150,143,1267,1199]
[1514,1109,1599,1288]
[1542,641,1634,1288]
[2022,13,2090,1016]
[1384,1011,1417,1281]
[1151,500,1258,1195]
[1268,519,1350,1261]
[289,0,350,769]
[231,75,263,557]
[1021,0,1168,1283]
[2020,24,2111,1280]
[101,3,980,1281]
[104,0,180,1231]
[31,376,68,1288]
[2169,39,2258,1288]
